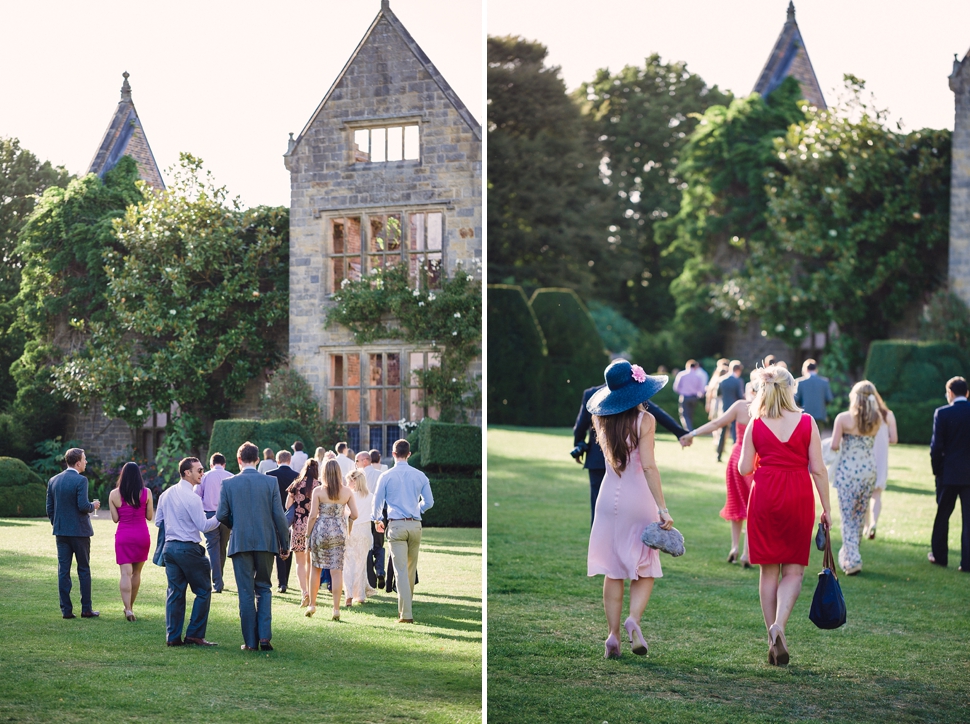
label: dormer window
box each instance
[353,124,419,163]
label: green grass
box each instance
[0,519,481,723]
[487,426,970,723]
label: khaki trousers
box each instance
[387,519,422,620]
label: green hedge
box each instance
[208,419,315,474]
[487,285,547,425]
[417,419,481,470]
[420,471,481,527]
[529,289,610,427]
[863,340,970,444]
[0,457,47,517]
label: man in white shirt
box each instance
[357,451,386,588]
[334,441,355,478]
[155,457,221,647]
[290,441,308,474]
[194,453,233,593]
[370,448,387,472]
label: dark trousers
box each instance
[589,468,606,528]
[715,420,737,459]
[202,511,229,591]
[232,551,275,649]
[367,521,386,586]
[276,528,292,590]
[931,485,970,569]
[678,395,699,431]
[56,535,92,616]
[164,541,212,643]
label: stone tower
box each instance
[284,2,482,454]
[949,52,970,305]
[753,1,826,109]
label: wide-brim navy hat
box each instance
[586,359,668,416]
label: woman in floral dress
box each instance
[830,381,883,575]
[305,459,358,620]
[285,459,320,607]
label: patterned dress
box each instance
[309,502,347,570]
[287,479,319,552]
[833,433,877,571]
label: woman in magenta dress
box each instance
[739,366,831,666]
[587,359,674,659]
[108,462,154,621]
[681,398,755,566]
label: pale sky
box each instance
[0,0,482,209]
[488,0,970,133]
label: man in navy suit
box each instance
[46,448,101,618]
[574,378,690,527]
[266,450,299,593]
[929,377,970,571]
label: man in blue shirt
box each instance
[372,439,433,623]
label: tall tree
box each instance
[487,36,607,297]
[54,154,289,427]
[579,55,731,324]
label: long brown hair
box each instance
[849,380,882,436]
[323,459,343,500]
[290,459,319,499]
[592,405,644,474]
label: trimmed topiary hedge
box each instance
[529,289,610,427]
[420,471,482,527]
[208,419,315,474]
[487,284,547,425]
[863,340,970,444]
[0,457,48,517]
[417,419,481,470]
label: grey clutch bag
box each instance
[641,522,685,557]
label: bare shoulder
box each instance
[640,409,657,431]
[108,488,121,503]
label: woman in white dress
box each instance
[865,388,898,539]
[343,469,375,606]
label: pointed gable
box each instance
[753,2,826,110]
[87,72,165,189]
[290,1,481,154]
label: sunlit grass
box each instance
[0,518,481,723]
[487,426,970,723]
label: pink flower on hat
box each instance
[631,364,647,383]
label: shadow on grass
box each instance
[885,484,935,496]
[0,519,36,527]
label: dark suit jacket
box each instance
[217,468,290,556]
[574,384,688,471]
[267,464,299,501]
[794,374,834,421]
[46,468,95,537]
[930,399,970,487]
[718,374,745,408]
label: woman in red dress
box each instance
[739,366,831,666]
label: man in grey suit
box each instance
[46,448,101,619]
[716,360,746,462]
[217,441,290,651]
[794,359,834,425]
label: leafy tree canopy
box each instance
[487,35,608,297]
[579,54,731,323]
[53,154,289,427]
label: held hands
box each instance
[679,433,693,448]
[279,549,291,560]
[375,521,385,533]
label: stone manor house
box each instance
[69,1,481,464]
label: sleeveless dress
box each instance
[343,490,375,602]
[833,433,877,571]
[309,502,347,569]
[720,421,754,521]
[747,414,815,566]
[587,411,663,580]
[287,479,319,552]
[115,488,150,565]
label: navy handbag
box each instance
[809,527,846,629]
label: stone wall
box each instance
[65,401,134,466]
[284,7,481,433]
[950,54,970,306]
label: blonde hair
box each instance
[748,366,800,419]
[314,447,326,465]
[849,380,882,436]
[346,469,368,496]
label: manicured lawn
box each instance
[487,426,970,723]
[0,519,481,723]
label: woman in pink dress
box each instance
[680,398,755,565]
[587,359,674,659]
[108,462,154,621]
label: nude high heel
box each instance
[768,624,789,666]
[305,606,316,618]
[623,617,648,656]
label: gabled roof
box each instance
[87,72,165,189]
[753,2,826,110]
[289,1,482,155]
